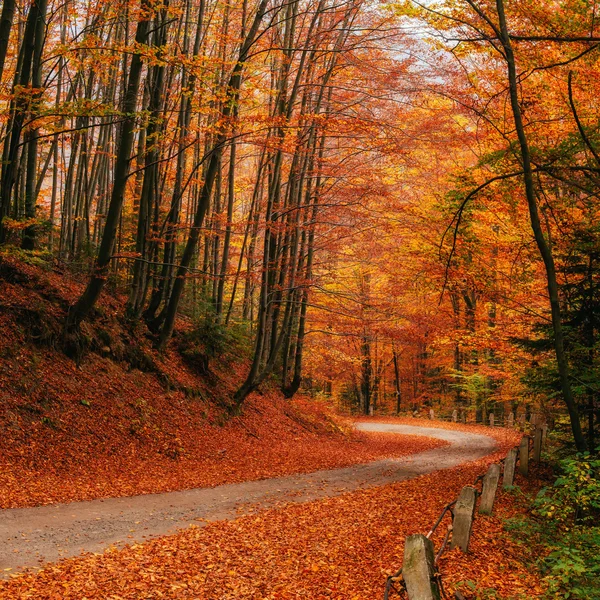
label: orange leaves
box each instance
[0,387,441,509]
[0,426,542,600]
[0,253,442,510]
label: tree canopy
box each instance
[0,0,598,449]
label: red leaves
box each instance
[0,426,542,599]
[0,389,442,509]
[0,255,442,510]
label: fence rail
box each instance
[383,422,546,600]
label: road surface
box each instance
[0,422,496,575]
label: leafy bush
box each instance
[534,453,600,526]
[178,316,250,375]
[542,533,600,600]
[0,245,53,270]
[507,453,600,599]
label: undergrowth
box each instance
[505,450,600,600]
[178,313,251,376]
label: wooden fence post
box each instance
[531,413,540,426]
[507,412,514,428]
[429,409,434,420]
[489,413,494,427]
[503,448,517,488]
[450,486,477,552]
[542,423,548,448]
[452,409,457,422]
[402,534,441,600]
[519,436,529,477]
[479,463,500,515]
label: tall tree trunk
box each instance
[128,5,170,317]
[156,0,271,349]
[143,0,205,325]
[0,1,40,241]
[22,0,47,250]
[393,343,402,414]
[495,0,587,450]
[216,138,236,319]
[234,3,355,406]
[225,147,267,325]
[0,0,15,84]
[66,0,151,329]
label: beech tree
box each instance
[0,0,598,449]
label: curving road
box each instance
[0,422,496,575]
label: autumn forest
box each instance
[0,0,599,597]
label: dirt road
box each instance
[0,422,496,575]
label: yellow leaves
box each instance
[386,0,424,19]
[1,218,39,232]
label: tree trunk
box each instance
[216,138,236,319]
[0,1,39,241]
[0,0,15,84]
[495,0,587,451]
[128,6,170,318]
[393,343,402,414]
[156,0,271,349]
[66,0,151,329]
[21,0,48,250]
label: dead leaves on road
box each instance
[0,428,543,600]
[0,392,443,509]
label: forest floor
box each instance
[0,420,545,599]
[0,423,489,573]
[0,253,546,598]
[0,251,441,509]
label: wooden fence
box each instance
[424,408,550,432]
[383,421,548,600]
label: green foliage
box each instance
[0,244,53,270]
[178,314,251,375]
[40,415,58,429]
[518,217,600,450]
[450,371,487,402]
[542,535,600,600]
[455,579,527,600]
[506,453,600,599]
[534,453,600,526]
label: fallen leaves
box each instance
[0,255,543,598]
[0,256,444,509]
[0,426,543,600]
[0,392,444,508]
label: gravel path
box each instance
[0,422,496,575]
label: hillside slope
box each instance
[0,251,443,508]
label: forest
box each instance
[0,0,599,598]
[1,0,599,444]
